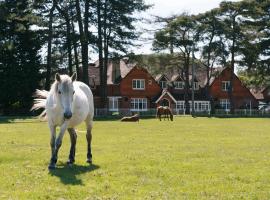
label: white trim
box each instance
[175,100,211,112]
[132,79,145,90]
[108,96,121,111]
[130,98,148,111]
[174,81,184,89]
[155,90,177,103]
[160,98,170,107]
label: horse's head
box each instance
[55,72,77,119]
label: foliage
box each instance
[0,0,42,114]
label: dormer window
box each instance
[189,82,199,90]
[160,81,167,89]
[222,81,231,91]
[132,79,145,90]
[175,81,184,89]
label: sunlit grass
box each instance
[0,117,270,199]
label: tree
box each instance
[153,13,199,114]
[0,0,42,114]
[95,0,150,107]
[217,1,254,113]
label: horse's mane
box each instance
[31,80,58,120]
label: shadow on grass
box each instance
[49,163,100,185]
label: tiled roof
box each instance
[88,58,136,86]
[250,88,264,100]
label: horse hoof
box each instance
[48,164,56,170]
[86,159,92,164]
[66,160,75,165]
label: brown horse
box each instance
[156,106,173,121]
[121,114,139,122]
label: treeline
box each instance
[151,0,270,113]
[0,0,149,114]
[0,0,269,115]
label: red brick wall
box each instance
[119,66,161,109]
[209,68,258,108]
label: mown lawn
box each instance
[0,117,270,199]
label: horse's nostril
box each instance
[64,112,72,119]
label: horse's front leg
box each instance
[48,124,56,169]
[49,122,68,169]
[86,120,93,164]
[67,128,77,165]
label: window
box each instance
[160,81,167,89]
[189,82,199,90]
[108,97,119,111]
[220,99,230,110]
[175,81,184,89]
[131,98,147,111]
[176,101,185,110]
[222,81,231,91]
[176,101,210,112]
[132,79,145,90]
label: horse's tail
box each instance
[31,89,49,120]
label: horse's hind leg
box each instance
[85,117,93,164]
[67,128,77,165]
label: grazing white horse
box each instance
[32,73,94,169]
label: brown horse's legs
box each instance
[67,128,77,164]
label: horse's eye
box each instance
[73,91,75,95]
[58,91,61,94]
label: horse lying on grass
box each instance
[156,106,173,121]
[32,73,94,170]
[120,114,139,122]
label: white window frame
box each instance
[132,79,145,90]
[160,81,167,89]
[176,101,185,110]
[176,101,210,112]
[189,82,199,90]
[130,98,147,111]
[175,81,184,89]
[222,81,231,91]
[108,97,120,111]
[220,99,230,110]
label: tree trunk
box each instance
[102,0,108,108]
[75,0,89,85]
[97,0,104,107]
[45,5,55,90]
[184,56,190,114]
[66,17,73,76]
[70,8,80,80]
[229,18,236,114]
[71,20,80,80]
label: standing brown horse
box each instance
[156,106,173,121]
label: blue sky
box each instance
[132,0,240,55]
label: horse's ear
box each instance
[71,72,77,82]
[55,73,61,82]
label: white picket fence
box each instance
[94,108,270,117]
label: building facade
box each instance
[89,58,258,114]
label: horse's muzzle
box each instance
[64,112,72,119]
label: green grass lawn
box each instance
[1,117,270,199]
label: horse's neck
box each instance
[47,83,62,111]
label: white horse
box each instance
[32,73,94,169]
